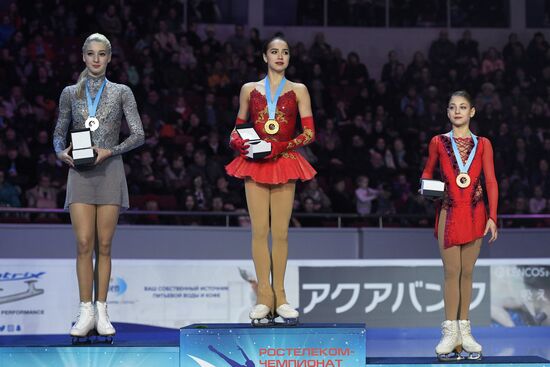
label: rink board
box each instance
[180,323,366,367]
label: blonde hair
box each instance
[76,33,112,99]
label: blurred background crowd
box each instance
[0,0,549,227]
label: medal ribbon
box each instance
[450,130,478,174]
[85,78,107,118]
[265,76,286,120]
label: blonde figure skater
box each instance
[226,36,316,325]
[53,33,144,340]
[422,91,498,360]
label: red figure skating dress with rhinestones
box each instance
[422,134,498,248]
[225,89,317,184]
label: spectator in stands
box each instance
[529,186,547,214]
[456,30,479,68]
[299,178,331,212]
[189,174,212,211]
[132,150,164,194]
[213,176,242,211]
[203,195,226,226]
[26,173,58,209]
[400,85,425,116]
[341,51,369,85]
[0,170,21,207]
[475,82,502,112]
[429,30,456,77]
[481,47,505,76]
[355,175,378,216]
[181,193,201,225]
[0,145,32,189]
[187,148,224,186]
[328,178,355,213]
[295,196,323,227]
[164,154,189,192]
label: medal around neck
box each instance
[450,130,478,189]
[264,76,286,135]
[85,117,99,131]
[456,172,471,188]
[85,78,107,132]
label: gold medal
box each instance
[265,119,280,135]
[456,172,471,188]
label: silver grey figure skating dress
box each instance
[53,75,144,210]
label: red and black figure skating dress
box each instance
[226,89,317,184]
[422,133,498,248]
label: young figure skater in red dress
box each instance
[421,91,498,361]
[226,36,316,325]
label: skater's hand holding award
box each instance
[70,128,96,167]
[420,179,445,198]
[236,123,271,160]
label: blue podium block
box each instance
[180,323,366,367]
[0,346,179,367]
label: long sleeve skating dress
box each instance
[422,134,498,248]
[53,75,144,210]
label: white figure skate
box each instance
[435,320,463,361]
[70,302,96,343]
[95,301,115,343]
[275,304,299,326]
[249,304,274,326]
[459,319,482,360]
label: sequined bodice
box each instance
[440,135,484,208]
[249,89,298,141]
[53,75,144,156]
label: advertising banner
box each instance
[491,265,550,327]
[2,259,549,334]
[0,259,299,334]
[0,259,78,335]
[299,266,491,327]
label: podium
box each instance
[181,323,366,367]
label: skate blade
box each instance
[71,332,96,345]
[465,352,482,360]
[273,316,299,326]
[251,318,275,327]
[71,330,114,345]
[94,335,114,344]
[436,352,463,362]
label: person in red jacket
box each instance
[422,90,498,361]
[226,36,316,325]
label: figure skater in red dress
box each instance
[422,91,498,361]
[226,36,316,325]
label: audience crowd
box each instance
[1,1,549,228]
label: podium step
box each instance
[367,356,550,366]
[0,323,179,367]
[181,323,366,367]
